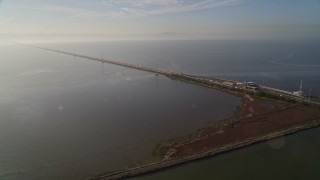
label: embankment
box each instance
[87,116,320,180]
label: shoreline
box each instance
[87,118,320,180]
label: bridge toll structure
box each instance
[293,80,304,97]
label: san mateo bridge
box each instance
[16,42,320,107]
[13,42,320,179]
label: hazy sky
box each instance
[0,0,320,38]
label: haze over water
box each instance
[0,40,242,179]
[0,39,320,180]
[1,0,320,179]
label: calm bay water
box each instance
[0,39,320,179]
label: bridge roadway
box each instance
[15,43,174,77]
[16,43,320,107]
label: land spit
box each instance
[87,95,320,180]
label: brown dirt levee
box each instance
[157,96,320,160]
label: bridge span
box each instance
[15,43,174,77]
[16,42,320,106]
